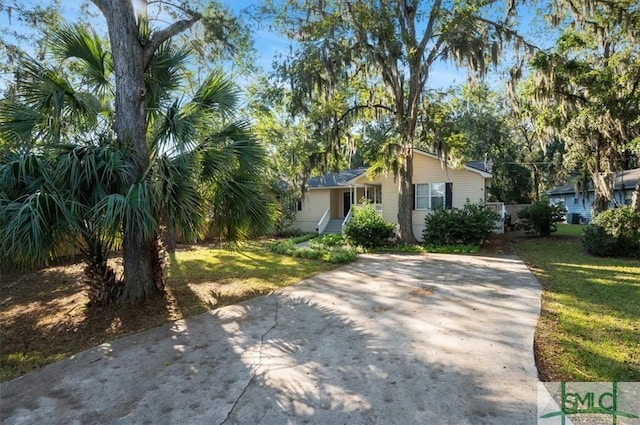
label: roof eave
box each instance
[413,149,492,178]
[463,166,493,178]
[346,171,369,185]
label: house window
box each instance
[364,186,382,204]
[624,190,633,205]
[415,183,445,210]
[297,200,303,211]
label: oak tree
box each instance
[263,0,534,243]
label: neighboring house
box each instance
[291,150,493,241]
[547,168,640,223]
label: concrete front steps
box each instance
[321,218,343,234]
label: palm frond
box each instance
[145,41,190,114]
[0,100,45,148]
[47,23,114,98]
[208,171,277,242]
[154,155,208,243]
[54,144,132,204]
[0,191,77,268]
[199,120,266,181]
[149,98,197,156]
[190,70,239,121]
[92,180,157,246]
[0,153,53,198]
[14,58,102,144]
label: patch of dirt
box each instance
[477,232,518,257]
[534,332,564,382]
[409,287,433,296]
[0,248,263,382]
[0,257,175,382]
[372,305,391,313]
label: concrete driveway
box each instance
[1,253,541,425]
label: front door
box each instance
[343,191,352,217]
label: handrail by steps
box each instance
[317,208,330,234]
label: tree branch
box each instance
[90,0,106,15]
[419,0,441,53]
[336,103,395,127]
[477,16,541,52]
[143,14,201,69]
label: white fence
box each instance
[486,202,506,234]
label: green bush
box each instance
[267,237,357,263]
[582,225,620,257]
[583,206,640,258]
[322,247,357,263]
[289,233,318,244]
[343,202,395,248]
[517,199,565,236]
[422,202,499,246]
[268,239,298,256]
[309,233,344,248]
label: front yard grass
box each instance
[0,242,336,382]
[515,224,640,381]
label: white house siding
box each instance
[355,152,489,241]
[353,172,398,223]
[411,154,488,240]
[330,190,340,219]
[292,151,490,237]
[295,189,331,233]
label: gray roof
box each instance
[466,160,492,173]
[547,168,640,195]
[307,159,493,189]
[307,168,368,188]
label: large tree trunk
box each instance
[396,147,417,244]
[632,181,640,211]
[94,0,160,303]
[532,163,540,202]
[121,225,160,302]
[591,171,615,218]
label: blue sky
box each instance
[0,0,548,90]
[225,0,468,88]
[223,0,546,89]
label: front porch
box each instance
[317,184,382,234]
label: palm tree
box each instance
[0,24,277,305]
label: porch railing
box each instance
[317,208,330,234]
[342,207,354,230]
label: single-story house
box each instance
[547,168,640,223]
[291,150,494,241]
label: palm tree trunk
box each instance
[82,230,122,306]
[120,224,160,303]
[95,0,160,303]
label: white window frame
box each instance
[415,183,446,210]
[624,190,633,205]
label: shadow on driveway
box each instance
[1,253,541,425]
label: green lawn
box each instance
[515,224,640,381]
[167,242,340,310]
